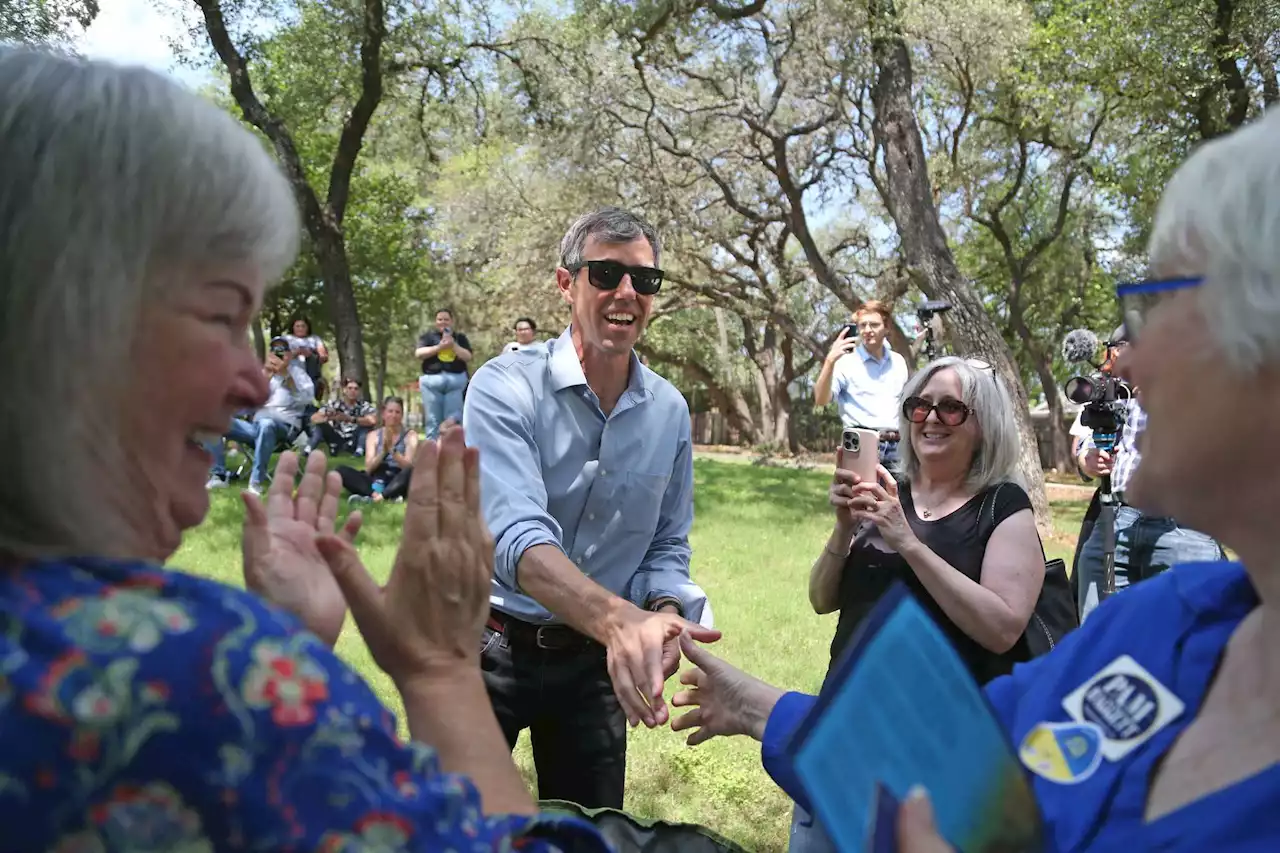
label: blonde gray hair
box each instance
[0,47,299,559]
[897,357,1024,493]
[1147,109,1280,371]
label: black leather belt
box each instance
[486,611,599,652]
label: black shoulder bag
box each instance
[978,484,1080,658]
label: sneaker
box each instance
[347,494,372,505]
[246,482,263,496]
[205,477,227,490]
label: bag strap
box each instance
[976,482,1006,543]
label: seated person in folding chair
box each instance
[336,395,418,504]
[307,376,376,457]
[206,336,314,494]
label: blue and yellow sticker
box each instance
[1018,721,1104,784]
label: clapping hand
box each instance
[315,427,493,686]
[242,450,363,647]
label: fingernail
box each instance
[906,785,927,803]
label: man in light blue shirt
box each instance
[814,300,909,467]
[462,207,719,810]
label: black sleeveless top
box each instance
[828,481,1033,685]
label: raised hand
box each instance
[826,326,858,364]
[315,427,493,686]
[671,635,785,745]
[242,450,362,647]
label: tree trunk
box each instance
[374,330,389,405]
[251,319,266,363]
[867,0,1049,525]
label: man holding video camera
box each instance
[814,300,909,469]
[1073,325,1224,620]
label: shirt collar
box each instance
[857,341,893,363]
[548,325,649,398]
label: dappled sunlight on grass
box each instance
[170,457,1091,852]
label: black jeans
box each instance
[308,423,368,456]
[480,622,626,809]
[335,465,412,499]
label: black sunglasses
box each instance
[902,395,973,426]
[566,260,664,296]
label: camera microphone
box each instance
[1062,328,1100,365]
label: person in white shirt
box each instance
[206,336,314,494]
[502,317,540,354]
[813,300,910,469]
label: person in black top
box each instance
[790,356,1046,853]
[335,396,419,503]
[415,307,473,438]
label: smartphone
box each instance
[841,323,859,341]
[841,428,881,483]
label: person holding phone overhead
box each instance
[787,356,1047,853]
[814,301,910,471]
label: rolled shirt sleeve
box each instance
[463,361,565,591]
[628,414,707,623]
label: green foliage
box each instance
[1,0,97,43]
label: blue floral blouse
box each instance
[0,558,610,852]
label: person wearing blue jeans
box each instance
[415,307,473,439]
[206,345,313,493]
[207,416,297,492]
[419,371,468,438]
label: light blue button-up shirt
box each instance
[462,326,707,625]
[831,343,909,430]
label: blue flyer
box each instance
[787,584,1043,853]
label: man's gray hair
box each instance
[559,207,662,269]
[0,47,299,559]
[897,357,1024,493]
[1148,109,1280,371]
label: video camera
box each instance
[269,337,291,359]
[917,299,953,323]
[1060,329,1133,453]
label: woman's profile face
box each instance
[383,401,403,427]
[908,367,980,469]
[123,262,269,557]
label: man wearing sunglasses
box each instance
[461,207,719,810]
[1072,323,1225,621]
[814,300,909,470]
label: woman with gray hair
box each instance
[0,48,605,851]
[675,111,1280,852]
[791,356,1045,851]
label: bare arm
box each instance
[898,509,1044,653]
[808,524,856,614]
[814,358,839,407]
[415,343,441,359]
[517,544,632,642]
[393,431,419,468]
[399,670,535,816]
[453,343,473,362]
[315,339,328,364]
[356,411,378,427]
[364,430,385,475]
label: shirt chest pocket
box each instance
[613,470,669,535]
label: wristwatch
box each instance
[647,595,683,617]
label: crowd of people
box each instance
[3,46,1280,853]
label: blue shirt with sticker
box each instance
[762,561,1280,851]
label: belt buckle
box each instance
[534,626,561,650]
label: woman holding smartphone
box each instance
[794,356,1046,852]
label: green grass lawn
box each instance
[172,458,1088,852]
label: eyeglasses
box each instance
[1116,277,1202,341]
[566,260,665,296]
[902,395,973,426]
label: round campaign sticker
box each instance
[1080,673,1159,742]
[1019,721,1104,784]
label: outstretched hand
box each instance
[315,426,494,687]
[242,450,362,647]
[670,634,785,745]
[605,607,721,729]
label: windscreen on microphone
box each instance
[1062,328,1100,364]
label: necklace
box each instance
[921,508,933,519]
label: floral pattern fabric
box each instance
[0,558,609,852]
